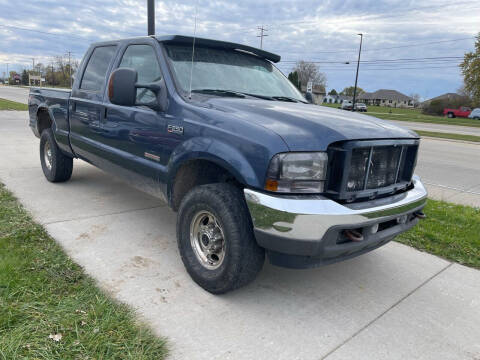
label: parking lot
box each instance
[1,108,479,359]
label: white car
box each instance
[354,103,367,112]
[468,108,480,120]
[340,100,353,110]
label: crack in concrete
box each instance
[321,262,454,360]
[42,204,167,226]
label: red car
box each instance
[443,106,471,118]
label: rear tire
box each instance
[40,128,73,182]
[176,183,265,294]
[447,112,454,118]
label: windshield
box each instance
[164,44,305,101]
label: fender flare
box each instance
[166,137,261,202]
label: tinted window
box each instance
[80,46,117,91]
[119,45,162,103]
[164,44,304,101]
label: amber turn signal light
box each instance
[264,179,278,191]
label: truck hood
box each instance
[201,98,418,151]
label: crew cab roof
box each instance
[155,35,281,63]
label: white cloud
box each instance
[0,0,478,97]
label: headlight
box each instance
[265,152,328,193]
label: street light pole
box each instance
[352,33,363,111]
[147,0,155,36]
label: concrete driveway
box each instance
[1,111,480,359]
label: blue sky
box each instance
[0,0,478,99]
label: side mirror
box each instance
[108,67,168,111]
[108,68,137,107]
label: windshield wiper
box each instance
[191,89,246,98]
[271,96,306,103]
[192,89,278,101]
[237,92,275,100]
[191,89,305,103]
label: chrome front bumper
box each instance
[244,175,427,268]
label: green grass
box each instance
[0,98,28,111]
[414,130,480,142]
[321,103,480,128]
[0,183,168,359]
[397,199,480,269]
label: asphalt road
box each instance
[1,110,479,359]
[0,85,30,103]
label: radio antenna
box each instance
[188,0,199,99]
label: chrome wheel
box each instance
[190,211,226,270]
[44,141,52,171]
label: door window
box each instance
[119,45,162,103]
[80,46,117,91]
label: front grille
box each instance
[326,139,419,202]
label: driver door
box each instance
[101,42,170,198]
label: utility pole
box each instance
[352,33,363,111]
[51,62,55,87]
[32,58,35,74]
[257,25,268,49]
[66,51,72,88]
[6,63,8,83]
[147,0,155,35]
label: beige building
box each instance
[358,89,414,108]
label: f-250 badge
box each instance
[167,124,183,135]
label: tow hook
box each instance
[415,211,426,219]
[344,229,364,242]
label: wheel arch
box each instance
[166,138,261,211]
[36,106,55,135]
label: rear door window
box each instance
[80,46,117,92]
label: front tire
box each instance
[447,112,454,118]
[40,128,73,182]
[176,183,265,294]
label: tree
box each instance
[409,93,421,108]
[423,99,445,115]
[9,71,18,85]
[55,55,79,88]
[293,61,327,89]
[328,89,338,95]
[340,86,365,97]
[21,70,29,85]
[422,96,472,115]
[460,33,480,106]
[287,71,301,91]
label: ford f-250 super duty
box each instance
[28,35,427,294]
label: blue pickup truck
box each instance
[28,35,427,294]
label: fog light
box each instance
[397,215,408,224]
